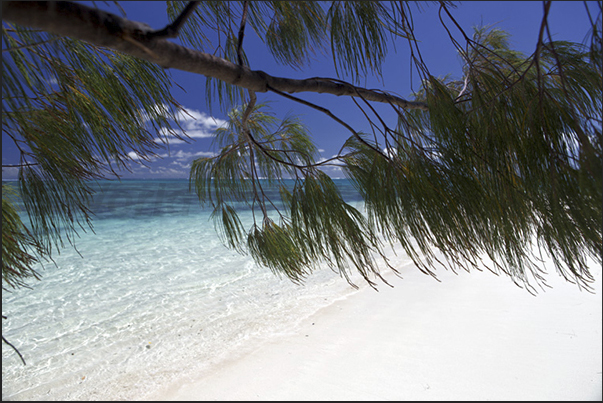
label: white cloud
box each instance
[185,130,217,139]
[148,107,227,143]
[158,127,176,137]
[126,150,162,164]
[139,103,172,123]
[171,150,216,161]
[383,147,397,158]
[318,165,343,178]
[127,151,144,160]
[1,166,19,180]
[316,155,345,166]
[154,137,188,145]
[176,108,227,138]
[148,166,186,178]
[171,161,191,169]
[154,127,188,144]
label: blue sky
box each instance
[2,1,600,180]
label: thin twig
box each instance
[1,336,26,365]
[2,316,26,365]
[266,84,390,161]
[237,1,249,67]
[2,37,60,53]
[3,163,40,168]
[146,1,200,39]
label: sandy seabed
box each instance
[148,253,602,401]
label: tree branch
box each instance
[1,335,26,365]
[1,1,429,111]
[237,0,249,67]
[267,84,390,161]
[146,1,199,39]
[2,316,26,365]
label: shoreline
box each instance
[149,256,602,401]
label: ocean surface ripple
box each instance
[2,179,402,400]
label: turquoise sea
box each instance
[2,179,408,400]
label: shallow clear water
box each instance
[2,179,405,400]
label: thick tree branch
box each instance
[1,1,428,111]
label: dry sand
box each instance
[149,254,602,401]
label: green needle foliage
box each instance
[341,28,602,291]
[2,185,43,289]
[191,103,389,287]
[2,1,602,295]
[2,22,183,289]
[191,25,601,291]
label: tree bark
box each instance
[2,1,429,111]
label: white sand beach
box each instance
[149,253,602,401]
